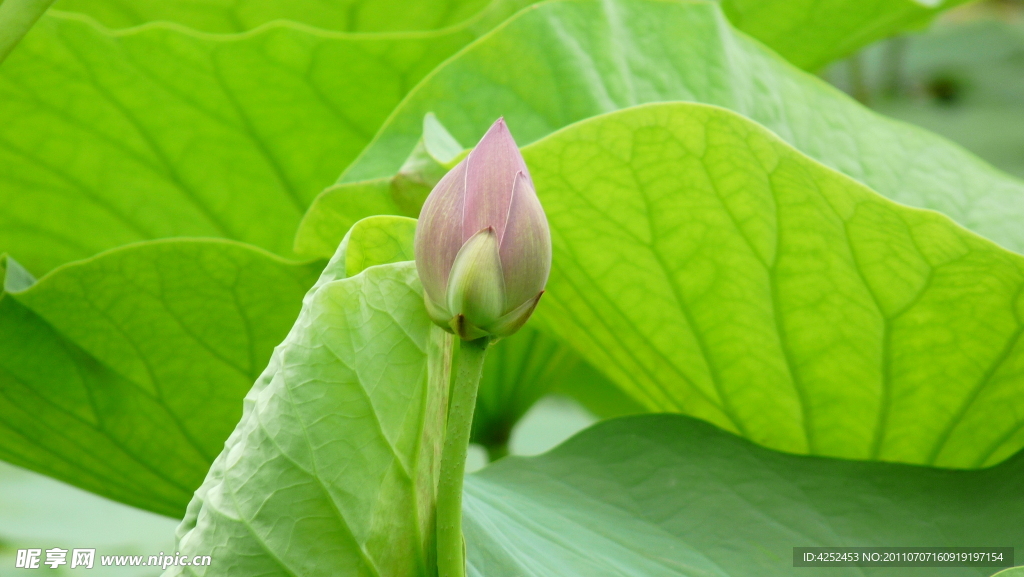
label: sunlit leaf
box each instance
[45,0,962,71]
[49,0,526,33]
[525,102,1024,467]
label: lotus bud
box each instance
[414,118,551,341]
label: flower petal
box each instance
[499,172,551,311]
[488,291,544,339]
[462,118,530,243]
[415,159,467,305]
[446,227,506,331]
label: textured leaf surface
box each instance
[523,103,1024,467]
[44,0,959,70]
[169,261,452,577]
[49,0,515,33]
[464,414,1024,576]
[719,0,972,71]
[310,0,1024,259]
[336,215,417,279]
[0,12,474,274]
[0,241,320,516]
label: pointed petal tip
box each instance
[481,116,515,144]
[487,291,544,338]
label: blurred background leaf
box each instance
[718,0,976,71]
[825,0,1024,179]
[0,461,176,576]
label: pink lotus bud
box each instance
[414,118,551,340]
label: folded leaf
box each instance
[335,215,417,279]
[464,414,1024,576]
[0,12,476,274]
[0,241,320,516]
[310,0,1024,260]
[169,261,452,577]
[522,102,1024,468]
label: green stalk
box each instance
[436,336,489,577]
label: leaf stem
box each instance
[436,336,488,577]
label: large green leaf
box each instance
[718,0,973,71]
[0,12,477,275]
[169,260,453,577]
[464,414,1024,577]
[44,0,963,71]
[302,0,1024,259]
[48,0,521,33]
[0,241,320,516]
[520,102,1024,468]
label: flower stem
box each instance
[436,336,488,577]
